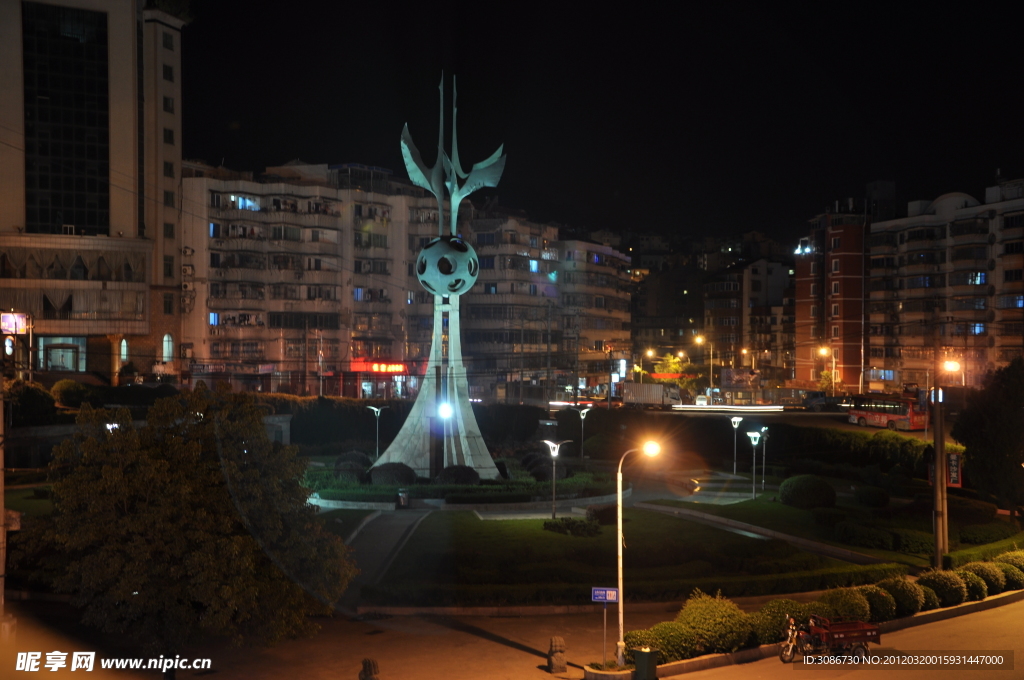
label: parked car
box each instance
[694,395,708,406]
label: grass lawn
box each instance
[379,508,850,591]
[5,487,54,518]
[318,509,376,541]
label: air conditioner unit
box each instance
[181,246,195,256]
[181,282,194,291]
[181,265,195,276]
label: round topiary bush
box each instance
[817,588,870,622]
[919,585,940,611]
[50,379,89,408]
[877,577,925,618]
[528,461,569,482]
[337,450,373,468]
[368,462,417,486]
[779,474,836,509]
[993,550,1024,572]
[857,584,897,622]
[649,621,702,662]
[797,600,835,626]
[623,629,658,665]
[916,570,967,608]
[960,561,1006,596]
[854,485,890,508]
[751,598,803,644]
[333,461,365,485]
[434,465,481,485]
[955,569,988,601]
[674,590,752,654]
[993,562,1024,591]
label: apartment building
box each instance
[0,0,184,383]
[866,184,1024,391]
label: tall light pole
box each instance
[943,360,964,387]
[730,417,743,475]
[818,346,836,396]
[366,406,389,460]
[543,440,572,519]
[696,335,714,396]
[616,440,661,666]
[575,406,592,458]
[746,431,761,500]
[760,426,769,491]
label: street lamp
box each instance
[760,426,769,491]
[616,440,661,666]
[729,417,743,475]
[696,335,714,395]
[746,431,761,500]
[366,406,389,460]
[943,360,964,386]
[543,440,572,520]
[818,346,836,396]
[575,407,592,458]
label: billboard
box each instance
[720,368,761,390]
[1,312,30,334]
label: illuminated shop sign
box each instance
[350,360,407,373]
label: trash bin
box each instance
[632,647,659,680]
[396,488,409,509]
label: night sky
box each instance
[181,2,1024,245]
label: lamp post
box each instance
[696,335,714,396]
[818,346,836,396]
[730,417,743,475]
[366,406,389,460]
[543,440,572,519]
[943,360,964,387]
[746,431,761,499]
[760,426,769,491]
[575,406,592,458]
[616,440,661,667]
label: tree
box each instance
[950,357,1024,521]
[652,354,707,396]
[818,370,840,394]
[35,384,355,665]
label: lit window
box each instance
[120,339,128,363]
[529,260,539,273]
[162,334,173,362]
[209,313,220,326]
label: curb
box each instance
[635,502,885,565]
[311,489,631,512]
[581,589,1024,679]
[354,600,683,618]
[343,510,381,545]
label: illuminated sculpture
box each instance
[372,76,505,479]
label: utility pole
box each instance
[1,372,17,644]
[932,305,948,567]
[545,301,552,406]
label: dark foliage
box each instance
[876,577,924,617]
[916,570,967,607]
[779,475,835,509]
[855,485,890,508]
[434,465,481,485]
[542,517,600,537]
[834,521,893,550]
[368,462,417,486]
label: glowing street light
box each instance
[543,440,572,519]
[819,346,837,396]
[366,405,389,460]
[729,416,743,475]
[695,336,714,394]
[746,431,761,499]
[943,360,964,386]
[615,440,661,666]
[575,407,592,458]
[437,402,453,419]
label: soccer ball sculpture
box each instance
[415,235,479,296]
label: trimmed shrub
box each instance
[542,517,600,537]
[779,475,836,509]
[960,561,1005,595]
[434,465,481,486]
[817,588,870,622]
[946,539,1024,569]
[623,629,659,664]
[834,521,894,550]
[959,522,1020,545]
[955,569,987,601]
[5,380,59,427]
[919,585,940,611]
[332,461,365,485]
[812,508,846,529]
[993,550,1024,572]
[337,450,373,468]
[50,379,89,408]
[890,528,933,554]
[876,577,924,618]
[751,598,803,644]
[946,496,999,524]
[855,485,890,508]
[649,621,702,662]
[857,584,897,622]
[586,504,617,526]
[797,600,836,626]
[674,590,752,653]
[528,461,569,482]
[993,562,1024,591]
[368,462,417,486]
[916,570,967,607]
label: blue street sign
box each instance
[591,587,619,603]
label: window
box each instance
[163,222,174,238]
[832,237,841,249]
[479,256,495,269]
[831,259,840,273]
[162,334,173,362]
[1005,214,1024,230]
[832,281,840,294]
[476,233,495,246]
[810,305,818,318]
[163,255,174,278]
[163,293,174,315]
[1005,241,1024,254]
[162,64,174,82]
[120,339,128,363]
[311,230,320,242]
[162,31,174,50]
[831,304,839,317]
[809,283,818,296]
[163,96,174,113]
[832,326,839,337]
[484,283,497,294]
[529,260,539,273]
[997,294,1024,309]
[949,271,986,286]
[1006,269,1024,282]
[163,128,174,144]
[810,262,817,274]
[209,253,221,267]
[594,295,604,308]
[163,190,175,207]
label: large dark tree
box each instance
[951,357,1024,520]
[36,384,355,660]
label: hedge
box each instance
[876,577,925,618]
[542,517,600,537]
[675,590,751,654]
[993,563,1024,591]
[959,562,1005,595]
[959,522,1021,545]
[779,475,836,509]
[855,485,890,508]
[944,534,1024,569]
[919,585,940,611]
[751,598,803,644]
[817,588,870,622]
[955,569,988,601]
[917,570,966,607]
[444,492,535,505]
[812,508,846,529]
[857,584,897,622]
[993,550,1024,572]
[834,521,894,550]
[890,528,933,554]
[649,621,703,662]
